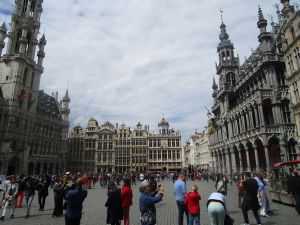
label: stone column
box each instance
[230,150,236,173]
[258,104,265,126]
[245,148,251,171]
[222,152,226,174]
[225,151,230,174]
[238,150,243,173]
[255,106,260,127]
[264,146,270,173]
[248,108,254,129]
[254,147,259,171]
[228,120,233,138]
[245,111,250,130]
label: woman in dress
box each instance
[105,181,123,225]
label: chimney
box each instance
[116,123,118,130]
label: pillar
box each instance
[254,147,259,171]
[264,146,270,173]
[225,151,230,174]
[230,150,236,173]
[249,108,254,129]
[245,148,251,171]
[255,106,260,127]
[258,104,265,126]
[238,150,243,173]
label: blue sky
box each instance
[0,0,290,141]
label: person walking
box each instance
[174,173,189,225]
[139,180,164,225]
[207,188,228,225]
[52,178,64,217]
[105,181,123,225]
[240,172,261,225]
[121,178,133,225]
[24,176,36,218]
[0,175,18,221]
[16,175,25,208]
[185,185,201,225]
[290,169,300,215]
[38,178,49,211]
[254,172,270,217]
[65,178,88,225]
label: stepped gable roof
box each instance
[37,90,61,119]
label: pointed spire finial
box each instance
[258,5,265,21]
[219,10,229,41]
[274,3,282,24]
[257,5,267,31]
[220,8,224,23]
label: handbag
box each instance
[224,214,234,225]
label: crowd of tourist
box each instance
[0,168,299,225]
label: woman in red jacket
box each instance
[121,178,133,225]
[184,185,201,225]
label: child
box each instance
[185,184,201,225]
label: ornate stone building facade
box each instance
[0,0,70,175]
[208,2,299,175]
[147,118,182,171]
[67,117,182,173]
[279,0,300,154]
[183,129,211,171]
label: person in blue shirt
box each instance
[65,178,88,225]
[174,173,188,225]
[139,180,164,225]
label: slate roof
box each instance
[37,90,61,119]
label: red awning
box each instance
[273,160,300,168]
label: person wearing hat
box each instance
[139,180,164,225]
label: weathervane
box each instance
[220,8,224,23]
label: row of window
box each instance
[148,150,181,160]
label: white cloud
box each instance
[1,0,281,140]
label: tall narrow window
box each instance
[23,68,28,85]
[15,30,22,53]
[22,0,28,16]
[29,0,35,18]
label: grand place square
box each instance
[0,0,300,225]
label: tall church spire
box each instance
[257,6,267,33]
[0,22,7,56]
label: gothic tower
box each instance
[0,0,45,112]
[61,89,70,122]
[216,18,239,113]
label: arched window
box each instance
[226,50,230,59]
[29,0,36,18]
[15,30,22,53]
[23,68,28,85]
[25,32,31,55]
[281,99,291,123]
[226,73,236,86]
[22,0,28,16]
[222,51,226,60]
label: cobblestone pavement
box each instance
[1,180,299,225]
